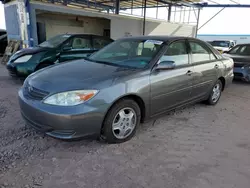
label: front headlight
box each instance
[14,55,32,63]
[43,90,99,106]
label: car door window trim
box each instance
[152,39,191,70]
[188,39,217,65]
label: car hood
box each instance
[28,59,138,93]
[223,53,250,64]
[11,46,50,60]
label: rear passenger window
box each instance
[160,41,189,67]
[190,42,216,63]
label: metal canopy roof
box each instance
[2,0,250,11]
[34,0,250,11]
[29,0,202,11]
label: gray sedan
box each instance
[19,36,234,143]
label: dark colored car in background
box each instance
[0,30,7,56]
[6,34,113,77]
[19,36,234,143]
[223,43,250,82]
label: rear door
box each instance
[150,40,194,115]
[59,35,95,62]
[188,40,220,100]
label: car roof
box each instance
[117,35,200,42]
[65,34,110,37]
[212,40,235,42]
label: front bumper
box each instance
[6,61,36,77]
[18,88,108,139]
[233,67,250,82]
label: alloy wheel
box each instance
[211,83,221,103]
[112,107,137,139]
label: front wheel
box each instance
[101,99,141,144]
[206,80,223,105]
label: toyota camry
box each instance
[19,36,234,143]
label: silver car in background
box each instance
[19,36,234,143]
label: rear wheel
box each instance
[101,99,141,143]
[206,80,223,105]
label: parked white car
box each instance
[209,40,236,53]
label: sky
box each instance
[0,1,250,35]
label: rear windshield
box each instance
[210,41,230,47]
[228,45,250,55]
[39,34,71,48]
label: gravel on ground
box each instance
[1,63,250,188]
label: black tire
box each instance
[36,63,52,71]
[206,79,223,105]
[101,99,141,144]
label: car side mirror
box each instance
[62,46,72,51]
[155,61,175,70]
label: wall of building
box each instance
[4,1,196,46]
[198,35,250,44]
[110,17,195,39]
[145,21,195,37]
[31,2,196,45]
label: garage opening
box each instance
[36,11,111,43]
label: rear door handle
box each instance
[186,70,193,76]
[215,64,219,69]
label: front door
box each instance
[150,40,194,116]
[59,35,95,62]
[188,40,219,100]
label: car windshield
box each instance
[88,39,164,69]
[210,41,230,47]
[39,34,71,48]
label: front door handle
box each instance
[215,64,219,69]
[186,70,193,76]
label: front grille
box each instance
[234,72,243,77]
[24,83,49,100]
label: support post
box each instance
[156,1,158,19]
[183,7,186,23]
[131,0,133,15]
[25,0,33,47]
[173,6,176,22]
[142,0,146,35]
[195,8,200,38]
[168,4,172,21]
[188,7,191,24]
[115,0,120,14]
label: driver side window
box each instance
[160,41,189,67]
